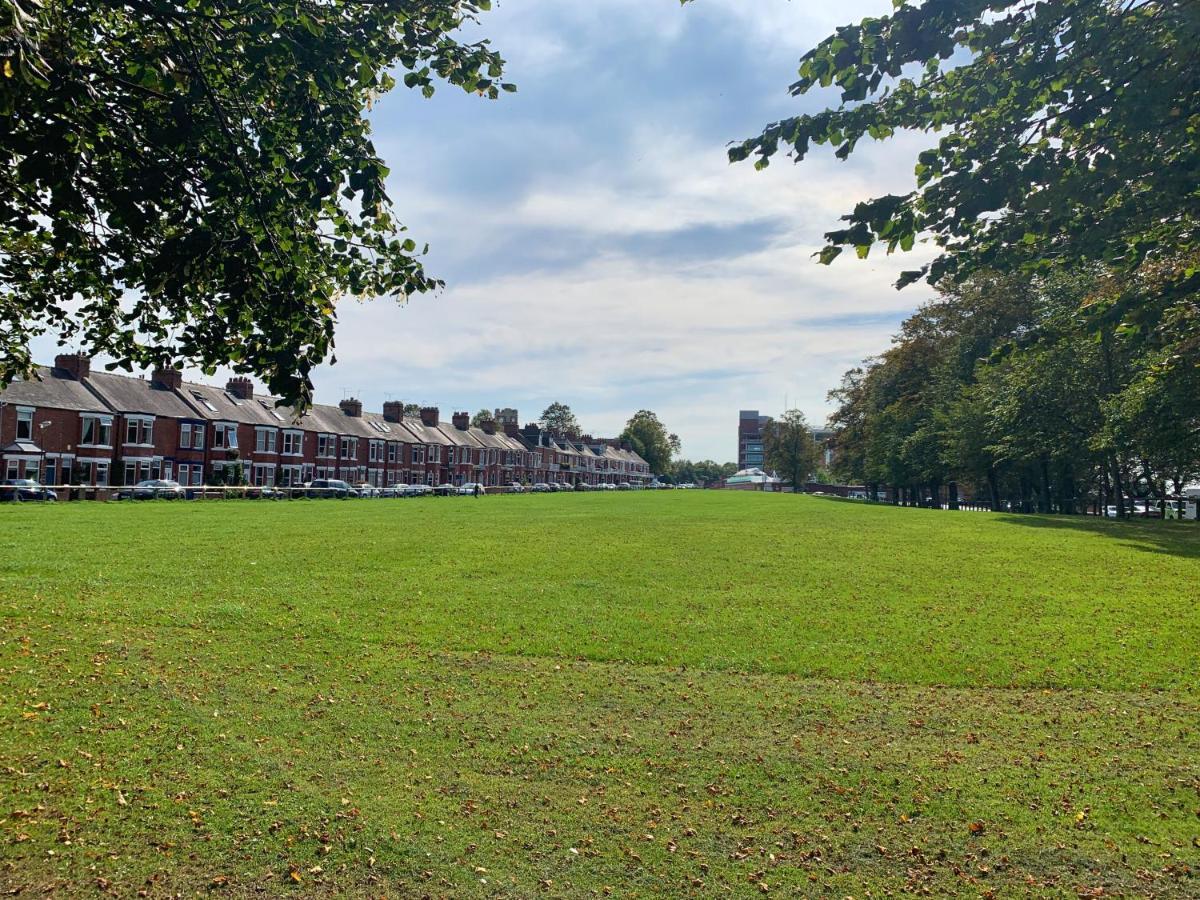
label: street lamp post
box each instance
[38,420,52,484]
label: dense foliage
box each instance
[763,409,819,489]
[731,0,1200,306]
[619,410,680,477]
[672,458,737,486]
[1,0,510,407]
[826,265,1200,514]
[539,402,581,439]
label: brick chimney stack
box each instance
[226,376,254,400]
[481,419,497,435]
[420,407,439,427]
[54,353,91,381]
[382,401,405,423]
[339,397,363,418]
[452,411,470,430]
[152,366,182,390]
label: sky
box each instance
[34,0,938,462]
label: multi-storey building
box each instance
[0,355,653,491]
[736,411,834,472]
[738,410,770,470]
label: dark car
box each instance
[117,479,186,501]
[305,478,357,499]
[0,478,57,502]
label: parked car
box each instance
[248,486,286,500]
[433,483,456,496]
[305,479,356,499]
[356,483,382,498]
[403,483,432,497]
[558,482,574,492]
[0,478,57,502]
[600,482,617,491]
[504,482,525,493]
[457,482,485,496]
[617,482,632,491]
[381,484,406,498]
[574,482,593,491]
[118,479,186,500]
[531,482,553,493]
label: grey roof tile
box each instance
[0,367,109,413]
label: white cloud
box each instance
[26,0,936,463]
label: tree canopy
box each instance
[673,459,736,486]
[539,402,581,439]
[764,409,819,490]
[470,408,494,429]
[731,0,1200,309]
[826,263,1200,514]
[619,410,680,477]
[1,0,511,408]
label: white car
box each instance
[356,483,381,498]
[457,482,486,496]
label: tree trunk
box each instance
[948,481,959,511]
[1039,458,1052,514]
[1109,456,1126,518]
[987,468,1001,512]
[1060,469,1076,515]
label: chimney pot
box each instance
[226,376,254,400]
[482,419,497,435]
[339,397,363,418]
[152,366,182,390]
[382,401,404,423]
[419,407,439,427]
[452,411,470,430]
[54,353,91,380]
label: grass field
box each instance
[1,492,1198,896]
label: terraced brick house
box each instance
[0,355,654,491]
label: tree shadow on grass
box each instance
[992,512,1200,559]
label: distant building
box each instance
[738,410,834,471]
[724,467,781,491]
[737,410,769,470]
[811,428,834,468]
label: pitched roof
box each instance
[0,367,109,413]
[402,417,452,445]
[362,411,420,443]
[180,381,284,426]
[436,422,486,449]
[83,371,199,419]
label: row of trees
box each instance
[826,264,1200,515]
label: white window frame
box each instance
[212,422,238,450]
[80,415,113,448]
[124,415,154,447]
[15,407,33,441]
[255,427,278,454]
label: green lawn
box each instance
[1,492,1197,896]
